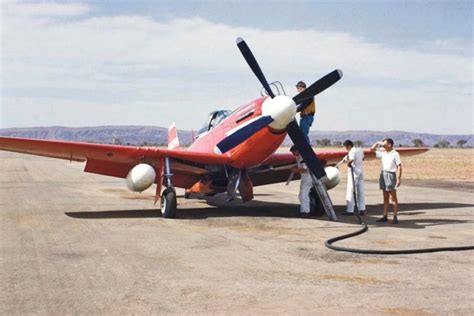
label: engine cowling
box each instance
[125,164,156,192]
[321,166,341,190]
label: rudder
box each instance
[168,122,180,150]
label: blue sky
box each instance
[92,0,472,45]
[1,0,472,134]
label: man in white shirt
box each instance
[290,146,312,217]
[371,138,402,224]
[336,140,366,216]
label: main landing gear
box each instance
[309,187,325,217]
[160,157,177,218]
[160,187,177,218]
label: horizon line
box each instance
[0,125,472,136]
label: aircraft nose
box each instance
[261,95,297,130]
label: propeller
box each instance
[236,38,275,98]
[218,38,342,180]
[286,120,326,179]
[293,69,343,110]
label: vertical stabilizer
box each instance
[167,123,180,150]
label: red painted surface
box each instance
[0,136,232,165]
[168,125,177,144]
[189,97,266,154]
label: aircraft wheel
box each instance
[184,190,190,199]
[160,188,177,218]
[309,188,324,217]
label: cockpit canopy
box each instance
[197,110,231,136]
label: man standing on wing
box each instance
[295,81,316,143]
[336,140,366,216]
[371,138,402,224]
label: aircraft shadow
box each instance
[65,209,159,219]
[342,202,474,229]
[180,200,302,219]
[348,213,471,230]
[65,200,473,230]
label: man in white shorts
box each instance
[371,138,402,224]
[336,140,366,216]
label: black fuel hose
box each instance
[325,166,474,255]
[324,222,474,255]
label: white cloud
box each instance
[425,38,473,56]
[1,1,472,134]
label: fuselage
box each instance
[188,96,287,168]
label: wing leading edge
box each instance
[0,137,232,165]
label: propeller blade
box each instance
[286,120,326,179]
[293,69,343,108]
[236,38,275,98]
[215,116,274,154]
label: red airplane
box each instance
[0,38,428,218]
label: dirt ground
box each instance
[295,147,473,182]
[1,150,473,315]
[362,148,474,182]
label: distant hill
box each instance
[304,130,472,147]
[0,126,189,146]
[0,126,471,147]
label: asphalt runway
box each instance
[1,152,473,314]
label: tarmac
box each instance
[1,152,473,314]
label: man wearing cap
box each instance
[296,81,316,143]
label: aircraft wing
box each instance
[0,136,428,189]
[0,137,232,188]
[250,147,429,187]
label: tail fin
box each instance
[167,122,180,150]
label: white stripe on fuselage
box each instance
[224,116,264,137]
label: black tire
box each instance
[184,190,190,199]
[160,188,177,218]
[309,187,324,217]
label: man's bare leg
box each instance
[390,191,399,224]
[377,190,390,222]
[390,191,398,216]
[383,190,390,217]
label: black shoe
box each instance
[300,212,311,218]
[342,212,354,216]
[358,211,365,216]
[376,216,388,222]
[392,216,399,224]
